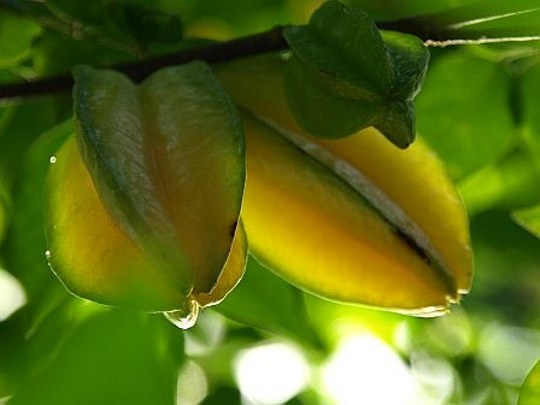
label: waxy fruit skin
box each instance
[218,55,472,314]
[46,62,246,312]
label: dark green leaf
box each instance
[284,56,382,140]
[371,99,416,148]
[467,211,540,322]
[106,2,183,50]
[216,256,323,352]
[382,30,430,99]
[0,100,59,178]
[283,1,429,147]
[45,0,107,26]
[284,0,391,98]
[416,50,516,179]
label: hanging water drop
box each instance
[164,298,200,330]
[49,156,57,164]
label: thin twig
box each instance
[425,36,540,47]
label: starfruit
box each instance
[217,54,473,315]
[46,62,247,315]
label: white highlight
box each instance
[0,269,27,322]
[321,333,418,405]
[49,156,57,164]
[185,311,226,356]
[176,360,208,405]
[411,352,455,404]
[234,342,310,404]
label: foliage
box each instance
[2,0,540,404]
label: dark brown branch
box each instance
[0,25,288,100]
[0,8,478,101]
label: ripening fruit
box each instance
[218,54,473,314]
[46,62,246,313]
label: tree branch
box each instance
[0,8,519,101]
[0,25,288,100]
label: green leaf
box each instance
[0,100,59,177]
[522,64,540,171]
[382,31,430,99]
[10,309,182,405]
[416,50,516,179]
[283,1,429,148]
[284,1,391,98]
[1,119,71,298]
[371,99,416,149]
[284,57,382,139]
[467,211,540,323]
[520,359,540,405]
[0,9,40,67]
[216,256,323,352]
[458,147,540,216]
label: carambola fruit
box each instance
[46,62,246,313]
[217,54,473,315]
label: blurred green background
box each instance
[2,0,540,404]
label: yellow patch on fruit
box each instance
[218,54,473,313]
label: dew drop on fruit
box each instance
[164,298,200,330]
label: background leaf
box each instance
[416,49,516,179]
[520,359,540,404]
[458,147,540,216]
[522,64,540,171]
[0,9,40,67]
[9,309,183,405]
[216,256,324,352]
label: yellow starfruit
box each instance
[217,54,473,315]
[46,62,246,316]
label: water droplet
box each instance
[164,299,200,330]
[49,156,57,164]
[45,250,51,260]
